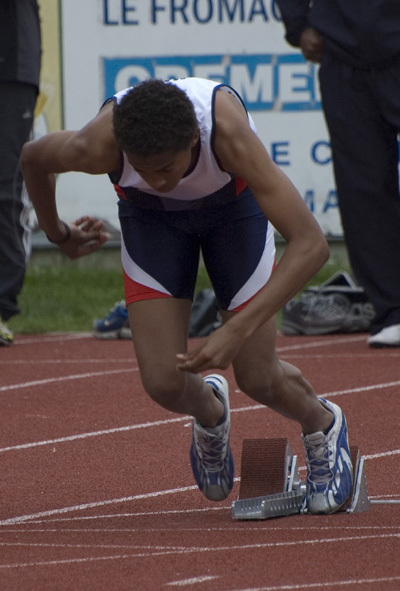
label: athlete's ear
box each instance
[191,128,200,147]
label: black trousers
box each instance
[0,82,37,321]
[319,53,400,334]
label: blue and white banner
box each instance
[58,0,341,235]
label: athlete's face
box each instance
[126,132,200,193]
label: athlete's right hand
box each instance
[176,321,245,374]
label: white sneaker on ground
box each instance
[368,324,400,348]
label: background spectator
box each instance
[0,0,41,345]
[277,0,400,347]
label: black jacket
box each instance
[0,0,41,87]
[277,0,400,66]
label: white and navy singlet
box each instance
[109,77,275,311]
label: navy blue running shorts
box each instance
[118,185,275,311]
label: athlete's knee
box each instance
[140,370,185,411]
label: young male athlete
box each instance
[21,77,353,514]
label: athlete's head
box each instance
[112,79,198,157]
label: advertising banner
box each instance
[58,0,341,236]
[36,0,63,136]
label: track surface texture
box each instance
[1,332,399,591]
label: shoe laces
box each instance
[304,432,333,484]
[195,428,227,472]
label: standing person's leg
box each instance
[319,55,400,342]
[0,82,37,343]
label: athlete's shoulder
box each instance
[171,77,219,90]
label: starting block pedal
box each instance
[231,438,369,520]
[232,438,305,520]
[344,446,370,514]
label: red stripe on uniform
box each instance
[123,270,171,305]
[235,177,247,194]
[114,184,126,200]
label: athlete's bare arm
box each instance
[21,102,119,257]
[177,89,329,372]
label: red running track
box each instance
[0,332,399,591]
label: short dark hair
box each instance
[112,79,198,156]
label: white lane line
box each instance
[4,372,395,399]
[15,333,92,344]
[276,335,366,352]
[2,351,398,367]
[0,334,381,394]
[0,523,399,534]
[8,516,399,528]
[322,380,400,398]
[281,353,400,359]
[0,341,399,527]
[223,575,400,591]
[4,519,400,529]
[363,449,400,460]
[0,367,138,393]
[1,376,399,453]
[0,534,398,569]
[0,359,133,365]
[0,405,263,453]
[0,485,200,526]
[0,542,188,551]
[166,576,220,587]
[13,333,364,348]
[0,505,228,525]
[0,415,197,453]
[0,447,398,527]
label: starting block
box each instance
[231,438,370,520]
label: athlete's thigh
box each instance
[119,200,200,301]
[200,190,275,311]
[128,297,193,380]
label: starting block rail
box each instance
[232,437,370,520]
[232,488,306,520]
